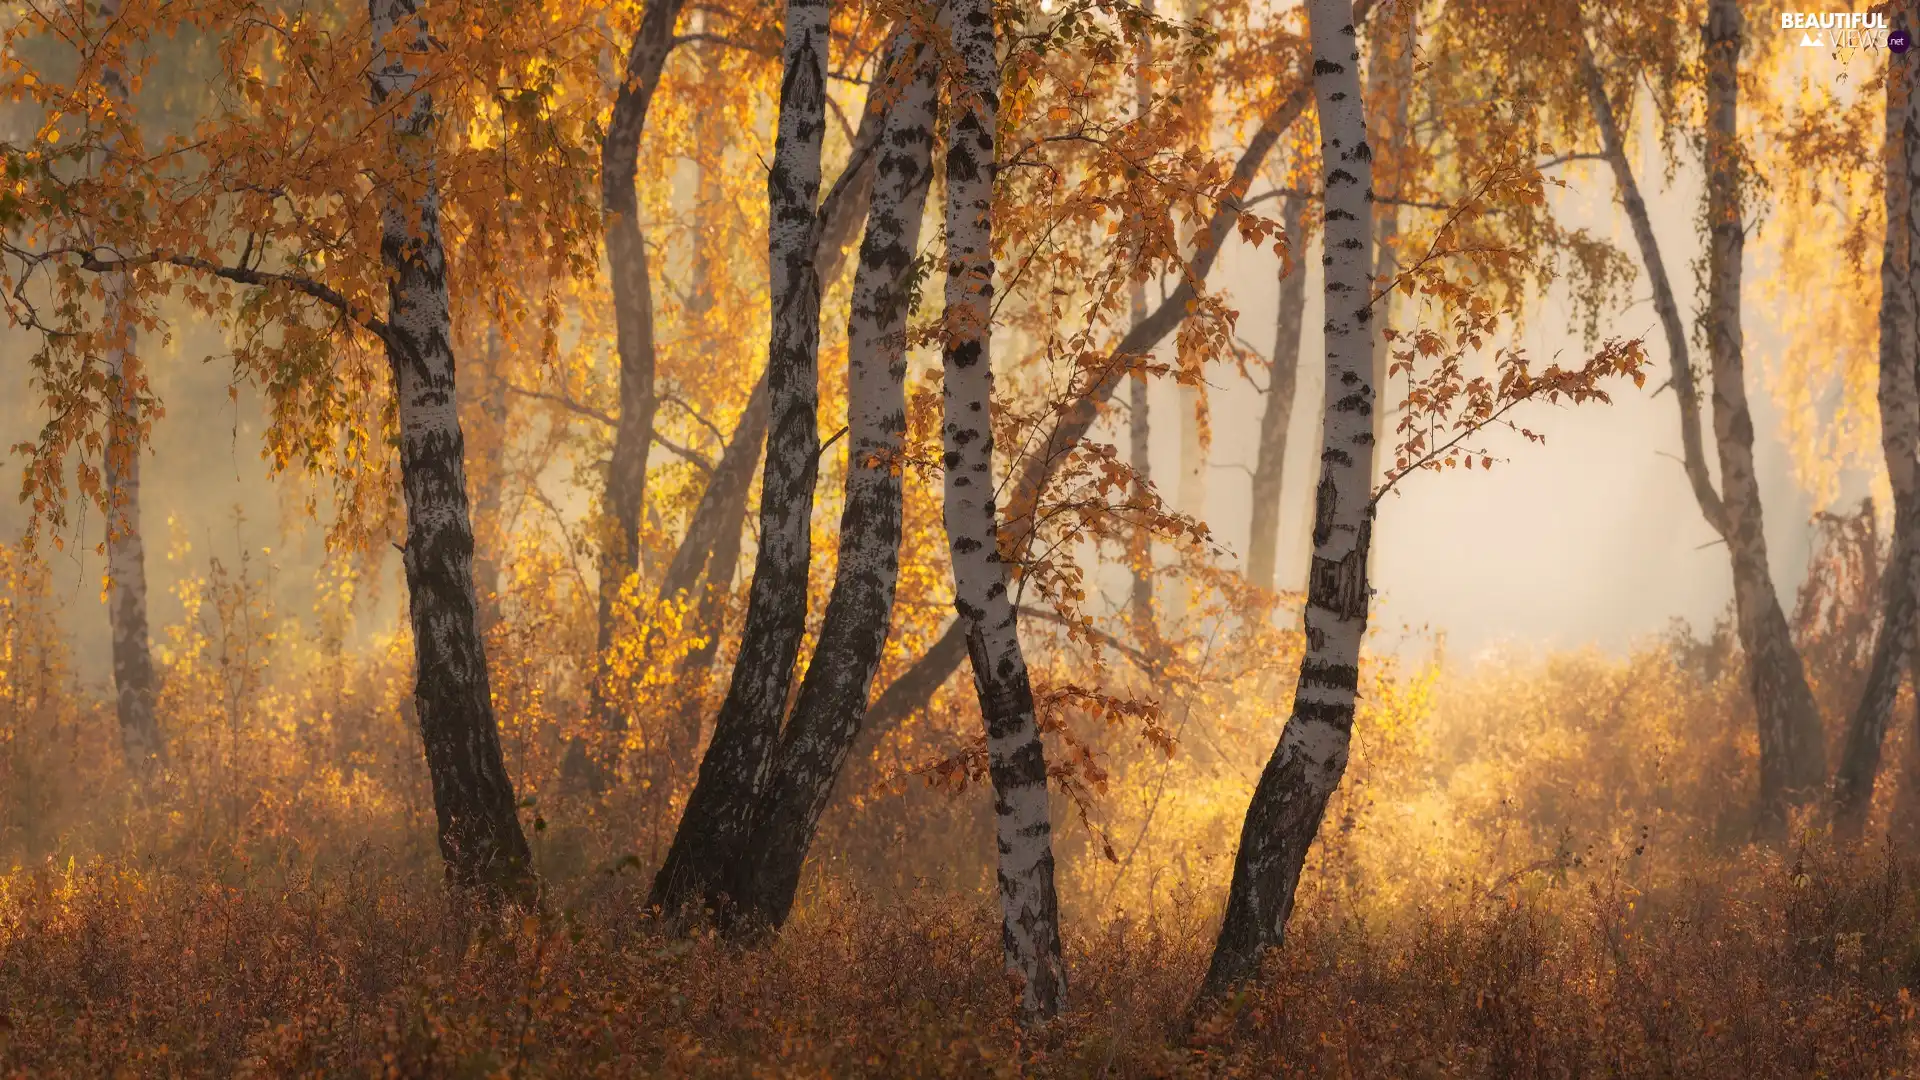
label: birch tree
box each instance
[651,70,888,763]
[651,0,831,917]
[727,29,937,929]
[1577,9,1825,829]
[1700,0,1826,820]
[940,0,1066,1021]
[1198,0,1373,1002]
[856,0,1373,750]
[96,0,162,774]
[0,0,615,895]
[368,0,534,894]
[1833,7,1920,835]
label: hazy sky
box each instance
[1179,119,1841,663]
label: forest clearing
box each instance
[3,0,1920,1074]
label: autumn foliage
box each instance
[0,0,1916,1070]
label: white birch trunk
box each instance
[729,32,937,928]
[651,0,830,917]
[942,0,1066,1021]
[370,0,532,893]
[1200,0,1373,1001]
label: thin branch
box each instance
[653,431,715,473]
[659,390,728,444]
[507,383,615,427]
[1537,151,1610,170]
[1243,185,1450,212]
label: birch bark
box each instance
[650,0,830,916]
[728,37,936,928]
[856,3,1378,742]
[1247,195,1308,592]
[1198,0,1373,1002]
[370,0,532,893]
[652,75,887,766]
[1834,10,1920,836]
[941,0,1066,1020]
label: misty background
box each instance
[0,57,1859,689]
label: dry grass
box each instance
[5,532,1920,1076]
[4,845,1919,1076]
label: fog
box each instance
[2,90,1863,686]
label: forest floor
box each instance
[3,841,1918,1077]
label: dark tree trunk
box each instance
[650,74,888,769]
[1702,0,1826,825]
[1197,0,1374,1003]
[1246,193,1307,592]
[471,326,512,636]
[652,55,888,617]
[725,32,936,931]
[650,0,831,917]
[1834,7,1920,837]
[370,0,532,896]
[104,262,162,776]
[1583,19,1824,831]
[591,0,687,735]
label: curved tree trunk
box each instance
[1703,0,1827,825]
[726,35,937,929]
[591,0,688,736]
[654,45,890,636]
[650,72,891,772]
[1834,15,1920,837]
[1583,18,1824,830]
[97,0,163,776]
[1197,0,1374,1004]
[650,0,831,917]
[1577,38,1724,532]
[1247,193,1308,592]
[370,0,532,896]
[942,0,1066,1021]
